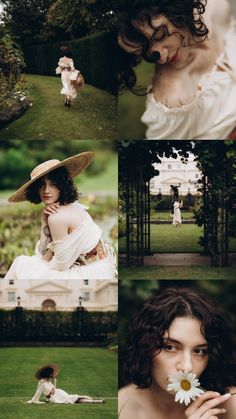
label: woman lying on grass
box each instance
[27,364,106,404]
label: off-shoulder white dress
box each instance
[29,379,81,404]
[4,206,116,280]
[141,20,236,140]
[56,57,77,99]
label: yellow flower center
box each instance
[180,380,191,391]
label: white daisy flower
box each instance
[167,371,204,406]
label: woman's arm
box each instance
[27,380,45,404]
[38,204,60,261]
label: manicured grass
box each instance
[118,61,154,139]
[119,265,236,280]
[0,347,117,419]
[150,210,194,221]
[0,75,117,140]
[119,224,236,253]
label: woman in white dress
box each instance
[28,364,105,404]
[4,152,116,280]
[55,46,79,107]
[119,0,236,140]
[172,200,182,228]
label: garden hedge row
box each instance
[23,31,116,95]
[0,309,117,341]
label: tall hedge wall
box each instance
[0,309,117,342]
[23,31,117,95]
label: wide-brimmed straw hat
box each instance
[35,364,59,380]
[8,151,94,203]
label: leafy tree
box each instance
[45,0,117,40]
[1,0,53,45]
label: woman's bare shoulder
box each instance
[206,0,231,28]
[221,387,236,419]
[119,385,146,419]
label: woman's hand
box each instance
[185,391,231,418]
[42,203,60,223]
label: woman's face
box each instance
[38,176,60,204]
[120,14,190,67]
[151,316,209,393]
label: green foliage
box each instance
[46,0,117,40]
[0,310,117,341]
[1,0,53,45]
[0,32,31,127]
[229,214,236,237]
[151,194,172,211]
[23,31,116,93]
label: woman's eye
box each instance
[194,348,208,356]
[164,344,177,352]
[151,26,167,42]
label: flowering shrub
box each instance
[0,34,31,127]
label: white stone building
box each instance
[0,278,118,311]
[150,153,202,196]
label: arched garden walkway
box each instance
[119,141,236,269]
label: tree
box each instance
[1,0,53,45]
[44,0,117,40]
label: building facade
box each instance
[0,278,118,311]
[150,154,202,196]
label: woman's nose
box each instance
[44,183,50,193]
[177,353,193,373]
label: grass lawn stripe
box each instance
[119,265,236,280]
[0,75,117,140]
[119,224,236,253]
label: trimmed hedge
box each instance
[0,309,117,342]
[23,31,117,94]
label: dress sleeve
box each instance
[70,59,75,71]
[30,380,45,403]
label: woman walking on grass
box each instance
[27,364,106,404]
[56,46,80,107]
[172,199,182,227]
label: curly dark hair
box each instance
[123,287,236,393]
[60,45,73,58]
[26,167,78,205]
[118,0,209,92]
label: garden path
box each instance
[0,74,117,140]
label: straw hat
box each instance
[8,151,94,203]
[71,73,85,90]
[35,364,59,380]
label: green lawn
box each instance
[150,210,194,221]
[0,75,117,140]
[118,61,154,139]
[0,347,117,419]
[119,224,236,253]
[119,265,236,280]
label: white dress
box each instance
[172,202,181,225]
[141,20,236,140]
[4,206,116,280]
[30,379,81,404]
[56,58,77,99]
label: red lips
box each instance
[169,51,179,63]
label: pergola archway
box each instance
[42,299,56,311]
[119,141,236,267]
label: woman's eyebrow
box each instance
[163,337,208,347]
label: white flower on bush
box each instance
[167,371,204,406]
[20,96,26,101]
